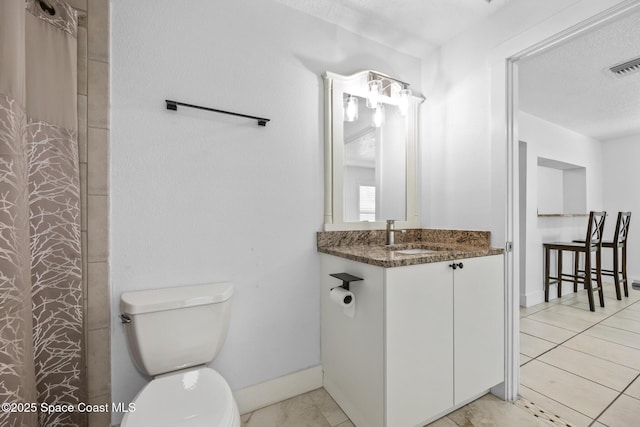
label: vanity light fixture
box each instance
[372,104,385,128]
[366,72,413,118]
[344,95,359,122]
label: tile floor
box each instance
[241,283,640,427]
[520,283,640,427]
[240,387,552,427]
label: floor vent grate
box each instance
[514,397,575,426]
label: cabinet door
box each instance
[385,262,454,427]
[453,255,504,404]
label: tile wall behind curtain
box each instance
[68,0,110,426]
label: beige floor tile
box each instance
[625,376,640,400]
[306,388,349,426]
[519,385,593,427]
[520,333,557,358]
[597,394,640,427]
[520,318,577,343]
[426,415,458,426]
[620,288,640,301]
[601,316,640,334]
[546,304,609,322]
[626,301,640,312]
[446,394,550,427]
[614,308,640,322]
[560,294,634,314]
[563,334,640,370]
[538,346,638,391]
[520,360,618,419]
[604,286,632,302]
[240,389,351,427]
[603,286,637,301]
[583,324,640,350]
[527,309,595,332]
[242,393,331,427]
[520,302,557,318]
[601,295,640,309]
[521,354,532,366]
[555,292,585,304]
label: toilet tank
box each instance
[120,282,233,377]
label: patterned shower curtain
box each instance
[0,1,85,426]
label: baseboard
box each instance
[233,365,323,415]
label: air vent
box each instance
[608,57,640,77]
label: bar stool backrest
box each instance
[585,211,607,249]
[613,211,631,246]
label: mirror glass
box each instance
[323,70,422,231]
[343,93,406,222]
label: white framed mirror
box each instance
[323,70,423,231]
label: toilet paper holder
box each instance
[329,273,363,291]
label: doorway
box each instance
[504,1,640,424]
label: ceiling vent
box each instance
[608,57,640,78]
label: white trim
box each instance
[233,365,323,415]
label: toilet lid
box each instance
[121,367,238,427]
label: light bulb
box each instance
[398,88,411,116]
[344,95,358,122]
[372,104,385,128]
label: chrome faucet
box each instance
[386,220,406,246]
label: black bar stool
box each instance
[609,212,632,299]
[575,212,631,300]
[543,211,607,312]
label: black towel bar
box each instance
[165,99,270,126]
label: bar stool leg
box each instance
[573,252,580,292]
[544,246,550,302]
[585,250,595,312]
[622,245,629,297]
[557,249,563,298]
[596,247,605,308]
[612,246,622,300]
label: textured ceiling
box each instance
[272,0,512,57]
[519,9,640,141]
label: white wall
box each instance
[537,166,564,214]
[420,0,628,247]
[110,0,422,424]
[519,112,603,306]
[602,133,640,283]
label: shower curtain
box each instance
[0,1,85,426]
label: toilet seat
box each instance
[121,367,240,427]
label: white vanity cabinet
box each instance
[320,253,504,427]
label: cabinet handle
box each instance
[449,262,464,270]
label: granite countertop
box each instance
[317,229,504,268]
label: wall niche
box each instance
[537,157,587,216]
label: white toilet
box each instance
[119,282,240,427]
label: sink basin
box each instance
[392,248,439,255]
